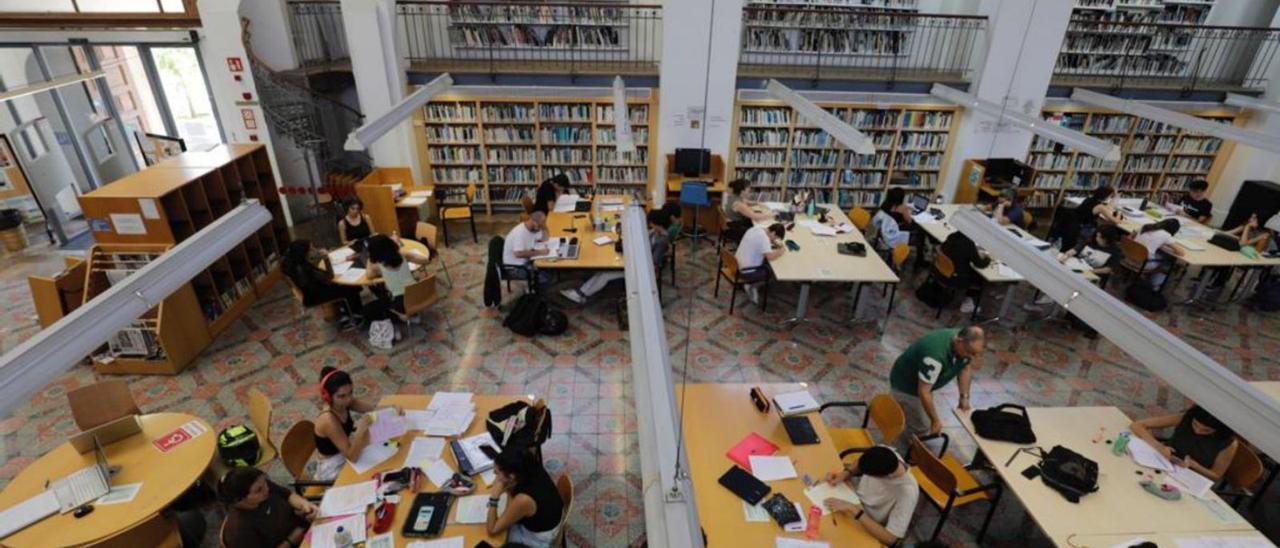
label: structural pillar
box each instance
[655,0,745,204]
[340,0,418,176]
[940,0,1073,200]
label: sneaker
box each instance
[745,285,761,305]
[561,288,586,304]
[959,298,975,314]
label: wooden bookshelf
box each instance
[446,1,633,52]
[1058,0,1215,80]
[1024,106,1238,213]
[74,144,289,374]
[413,92,658,213]
[729,99,957,209]
[741,0,920,61]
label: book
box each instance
[727,433,779,470]
[771,390,820,416]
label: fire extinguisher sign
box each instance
[242,108,258,130]
[226,57,243,72]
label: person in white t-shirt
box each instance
[1133,218,1187,289]
[503,211,552,289]
[823,445,919,545]
[734,223,786,304]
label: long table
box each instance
[678,383,883,546]
[954,406,1259,546]
[761,204,900,325]
[1251,381,1280,402]
[536,194,630,270]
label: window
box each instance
[20,122,47,160]
[87,122,115,161]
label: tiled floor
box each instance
[1,216,1278,547]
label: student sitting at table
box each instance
[503,211,552,291]
[1174,179,1213,224]
[871,187,913,250]
[736,222,787,305]
[1065,223,1122,280]
[561,210,669,304]
[723,178,774,243]
[337,197,372,244]
[366,233,432,327]
[660,201,683,242]
[486,447,565,547]
[1130,404,1239,482]
[939,231,991,314]
[991,189,1027,229]
[1058,186,1123,250]
[218,466,319,548]
[282,240,364,327]
[1201,213,1271,291]
[313,366,377,481]
[1134,218,1188,290]
[533,173,569,215]
[822,445,919,546]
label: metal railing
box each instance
[1053,19,1280,93]
[396,1,662,76]
[738,6,987,85]
[287,0,349,71]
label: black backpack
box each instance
[971,404,1036,444]
[540,306,569,336]
[1126,282,1167,312]
[216,424,261,468]
[504,293,545,336]
[1038,445,1099,503]
[1252,278,1280,312]
[916,279,955,309]
[486,400,552,451]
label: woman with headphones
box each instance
[313,366,377,480]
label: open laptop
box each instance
[69,415,141,454]
[909,194,931,215]
[50,436,111,513]
[557,237,580,260]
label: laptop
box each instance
[909,194,931,215]
[718,465,771,505]
[69,415,141,454]
[573,200,592,213]
[50,436,111,513]
[555,237,580,260]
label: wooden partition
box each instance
[27,256,86,328]
[354,167,433,236]
[664,153,726,234]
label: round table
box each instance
[326,239,431,287]
[0,413,216,547]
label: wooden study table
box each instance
[1250,381,1280,402]
[0,413,216,547]
[1059,530,1271,547]
[323,239,431,287]
[303,394,526,547]
[677,383,884,546]
[536,194,630,270]
[953,407,1258,546]
[760,204,900,325]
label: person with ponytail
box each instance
[485,447,565,547]
[313,366,377,480]
[1134,217,1187,289]
[218,466,317,548]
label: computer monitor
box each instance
[674,148,711,177]
[984,158,1031,187]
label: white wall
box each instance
[241,0,298,70]
[341,0,415,173]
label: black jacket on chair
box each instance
[484,236,504,307]
[940,231,991,286]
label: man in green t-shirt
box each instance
[889,326,985,450]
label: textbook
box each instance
[772,390,820,417]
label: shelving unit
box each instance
[1057,0,1215,79]
[730,98,957,209]
[414,92,657,212]
[741,0,920,60]
[1023,106,1238,213]
[446,2,632,52]
[75,144,289,374]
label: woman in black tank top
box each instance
[485,449,564,547]
[1130,404,1239,482]
[338,198,373,244]
[312,367,377,480]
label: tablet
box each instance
[401,492,453,538]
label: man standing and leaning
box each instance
[888,326,985,451]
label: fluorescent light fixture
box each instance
[1224,93,1280,116]
[0,202,272,418]
[0,70,105,104]
[932,84,1121,161]
[621,205,704,547]
[765,79,875,155]
[612,76,637,155]
[1073,88,1280,154]
[345,73,453,151]
[949,207,1280,461]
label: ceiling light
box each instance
[345,73,453,151]
[1224,93,1280,116]
[1073,88,1280,153]
[932,84,1121,161]
[612,76,637,155]
[0,70,105,104]
[766,79,876,155]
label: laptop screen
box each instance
[910,194,930,212]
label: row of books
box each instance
[596,148,647,165]
[1057,52,1188,77]
[790,171,835,187]
[539,103,593,121]
[599,127,649,144]
[488,167,540,184]
[1030,152,1072,171]
[740,128,791,146]
[1118,174,1160,190]
[426,103,477,121]
[1176,136,1222,154]
[735,168,787,185]
[596,105,649,125]
[449,25,622,49]
[1034,173,1065,189]
[1168,157,1212,173]
[738,149,786,166]
[544,167,591,184]
[448,4,626,26]
[542,148,592,164]
[483,104,535,122]
[838,190,883,208]
[839,171,884,188]
[429,146,483,164]
[899,132,947,150]
[1124,156,1166,172]
[485,127,535,143]
[1023,191,1058,208]
[744,9,918,30]
[486,148,538,163]
[791,149,842,168]
[741,107,792,125]
[895,172,937,187]
[1129,135,1176,153]
[597,167,647,183]
[1088,114,1132,133]
[426,125,479,142]
[900,111,952,129]
[893,151,942,168]
[1162,175,1206,191]
[540,126,592,144]
[489,187,530,203]
[433,167,483,184]
[850,110,899,128]
[744,29,908,55]
[1061,33,1154,54]
[851,152,891,169]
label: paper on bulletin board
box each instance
[138,198,160,219]
[110,213,147,235]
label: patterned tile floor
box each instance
[1,216,1279,547]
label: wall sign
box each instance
[226,57,243,73]
[241,108,258,130]
[109,213,146,235]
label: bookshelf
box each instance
[75,144,289,374]
[729,99,957,209]
[1024,106,1238,213]
[446,2,632,52]
[1057,0,1215,80]
[414,92,658,213]
[741,0,920,60]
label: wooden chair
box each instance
[415,221,453,287]
[247,388,278,468]
[1116,237,1152,283]
[926,252,959,319]
[820,394,906,458]
[67,380,141,431]
[552,474,575,547]
[438,183,478,246]
[391,274,442,327]
[520,194,535,221]
[848,206,871,232]
[283,275,341,322]
[280,420,332,501]
[908,433,1003,543]
[713,247,769,314]
[1217,443,1263,508]
[881,242,911,302]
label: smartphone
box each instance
[785,240,800,252]
[412,506,435,530]
[1021,465,1041,480]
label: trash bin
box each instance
[0,208,26,252]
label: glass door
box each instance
[149,47,221,151]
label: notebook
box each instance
[718,466,771,506]
[726,433,779,470]
[781,416,819,445]
[772,390,820,417]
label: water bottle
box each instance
[805,505,822,538]
[333,526,353,548]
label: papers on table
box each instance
[454,432,499,473]
[350,443,398,475]
[423,458,456,489]
[95,482,143,506]
[0,490,58,538]
[913,210,940,224]
[309,513,367,548]
[803,482,860,515]
[1125,436,1175,472]
[407,538,465,548]
[410,190,433,198]
[421,392,476,437]
[318,480,377,517]
[530,239,563,261]
[399,196,428,207]
[1182,225,1213,239]
[336,268,366,284]
[367,532,395,548]
[1176,238,1207,251]
[1173,536,1273,548]
[369,408,408,445]
[1169,466,1214,499]
[748,455,798,482]
[762,201,790,212]
[776,539,829,548]
[1198,497,1246,524]
[405,410,435,432]
[831,222,854,234]
[553,194,582,213]
[772,390,820,416]
[599,198,625,212]
[742,500,770,522]
[807,222,838,237]
[428,392,473,410]
[1062,257,1091,272]
[593,235,614,246]
[455,493,507,524]
[329,248,355,263]
[480,469,497,486]
[331,261,354,276]
[993,262,1021,279]
[405,437,447,469]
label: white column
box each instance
[940,0,1073,200]
[196,0,294,226]
[340,0,417,175]
[1209,7,1280,223]
[656,0,745,203]
[240,0,298,71]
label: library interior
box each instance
[4,0,1280,546]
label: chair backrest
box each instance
[891,243,910,270]
[868,394,906,445]
[67,380,141,431]
[933,251,957,279]
[465,182,477,203]
[848,207,871,231]
[1225,442,1263,491]
[415,222,440,249]
[1119,237,1149,267]
[280,420,317,479]
[402,274,440,315]
[719,247,739,279]
[909,435,958,496]
[247,388,276,455]
[553,474,575,546]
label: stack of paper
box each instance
[399,196,428,206]
[804,482,859,515]
[1169,466,1214,498]
[369,408,408,445]
[404,437,447,469]
[423,393,476,437]
[337,268,366,284]
[409,190,432,198]
[350,443,398,474]
[808,223,838,237]
[748,455,797,482]
[913,211,939,224]
[310,513,367,548]
[318,480,378,517]
[1125,436,1174,472]
[423,458,456,488]
[455,433,499,471]
[455,494,508,524]
[553,194,582,213]
[776,539,828,548]
[329,248,355,263]
[772,390,820,416]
